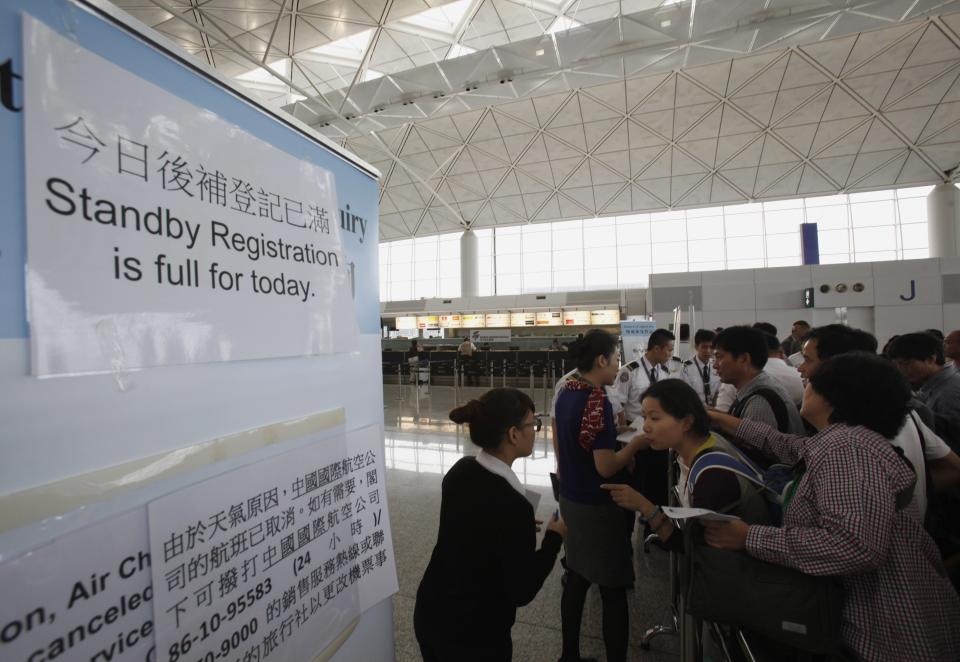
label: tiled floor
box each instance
[384,385,681,661]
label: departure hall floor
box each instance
[384,384,680,662]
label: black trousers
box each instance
[414,603,512,661]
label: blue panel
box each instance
[0,0,380,338]
[801,222,820,265]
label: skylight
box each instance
[236,58,289,84]
[307,29,374,64]
[446,43,476,59]
[399,0,473,36]
[547,16,583,34]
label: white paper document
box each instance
[661,507,740,522]
[525,489,542,511]
[616,423,642,443]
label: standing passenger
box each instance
[607,329,676,516]
[555,330,648,662]
[704,353,960,662]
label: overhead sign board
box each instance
[484,313,510,327]
[563,310,592,326]
[536,311,562,326]
[510,312,536,327]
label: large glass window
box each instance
[377,185,937,300]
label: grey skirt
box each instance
[559,495,635,588]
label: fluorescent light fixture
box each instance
[547,16,582,34]
[660,18,672,27]
[535,48,545,56]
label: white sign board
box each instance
[0,509,154,662]
[469,329,511,344]
[621,320,657,362]
[148,426,397,662]
[23,17,359,376]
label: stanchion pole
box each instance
[453,358,459,405]
[501,360,507,388]
[528,365,535,401]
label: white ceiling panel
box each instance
[110,0,960,237]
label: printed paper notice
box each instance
[148,426,397,662]
[0,509,154,662]
[660,507,740,522]
[23,17,360,376]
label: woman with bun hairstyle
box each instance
[414,388,567,662]
[555,329,649,662]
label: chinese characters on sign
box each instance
[149,426,397,662]
[53,119,333,235]
[24,17,360,376]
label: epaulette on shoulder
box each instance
[683,359,693,366]
[625,361,639,370]
[671,356,683,363]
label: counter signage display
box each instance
[416,315,439,329]
[484,313,510,327]
[536,311,562,326]
[563,310,592,326]
[510,312,536,327]
[438,315,461,328]
[149,426,397,662]
[395,316,417,330]
[591,310,621,324]
[461,314,485,328]
[23,18,359,376]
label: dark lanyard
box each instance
[641,357,657,384]
[694,358,711,399]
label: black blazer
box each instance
[414,457,561,649]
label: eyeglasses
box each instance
[519,417,543,432]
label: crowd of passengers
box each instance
[413,322,960,662]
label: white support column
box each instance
[460,229,478,297]
[927,183,960,257]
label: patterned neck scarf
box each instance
[563,379,606,451]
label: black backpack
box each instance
[730,388,791,433]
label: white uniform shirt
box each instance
[891,410,951,520]
[679,356,721,406]
[608,356,668,424]
[764,357,804,406]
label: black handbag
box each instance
[685,540,844,654]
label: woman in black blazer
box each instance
[414,388,567,661]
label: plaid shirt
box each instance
[737,420,960,662]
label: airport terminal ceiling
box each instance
[111,0,960,239]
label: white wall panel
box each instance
[755,266,813,310]
[875,305,942,345]
[702,269,756,311]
